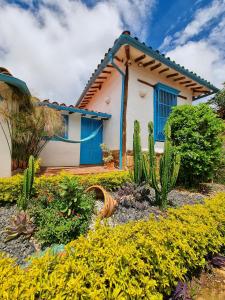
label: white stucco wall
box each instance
[85,70,122,150]
[40,113,81,167]
[126,64,193,152]
[0,116,11,177]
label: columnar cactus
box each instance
[147,121,180,209]
[133,120,144,184]
[17,155,35,210]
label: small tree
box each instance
[209,83,225,119]
[169,103,225,186]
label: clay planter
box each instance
[86,185,118,218]
[104,161,115,169]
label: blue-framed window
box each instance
[59,114,69,139]
[154,83,179,141]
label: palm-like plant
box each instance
[11,98,63,169]
[0,84,63,169]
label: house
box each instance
[39,31,219,170]
[0,31,219,177]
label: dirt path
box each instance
[195,268,225,300]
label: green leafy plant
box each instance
[209,83,225,119]
[58,177,93,217]
[169,103,225,186]
[100,143,114,164]
[5,211,35,241]
[17,155,35,211]
[145,121,180,209]
[30,176,94,246]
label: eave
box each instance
[0,73,30,95]
[76,32,219,108]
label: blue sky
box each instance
[0,0,224,103]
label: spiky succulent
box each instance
[211,254,225,268]
[5,211,35,242]
[173,281,192,300]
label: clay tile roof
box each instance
[76,31,219,107]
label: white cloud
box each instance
[0,0,155,104]
[167,40,225,87]
[161,0,225,50]
[161,0,225,89]
[111,0,156,39]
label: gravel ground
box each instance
[108,188,205,226]
[0,205,35,264]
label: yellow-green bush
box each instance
[1,193,225,299]
[0,171,130,204]
[0,174,23,203]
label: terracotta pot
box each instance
[104,161,115,169]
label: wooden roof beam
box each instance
[143,59,155,67]
[159,67,169,74]
[97,76,107,80]
[193,89,209,93]
[174,76,185,82]
[180,80,192,84]
[114,56,123,63]
[186,83,197,87]
[167,72,179,78]
[125,45,130,61]
[150,63,162,71]
[192,86,204,90]
[135,54,146,62]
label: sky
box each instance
[0,0,224,104]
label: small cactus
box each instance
[17,156,35,211]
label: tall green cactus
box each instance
[133,120,145,184]
[147,121,180,209]
[17,155,35,211]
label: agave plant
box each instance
[5,211,35,242]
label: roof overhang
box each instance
[39,101,111,120]
[0,73,30,95]
[76,33,219,108]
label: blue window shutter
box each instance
[154,83,179,141]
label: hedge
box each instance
[0,193,225,299]
[0,171,130,204]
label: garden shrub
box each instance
[0,171,130,204]
[0,193,225,299]
[169,103,225,186]
[0,174,23,203]
[29,176,95,246]
[78,170,131,190]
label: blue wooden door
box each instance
[80,117,103,165]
